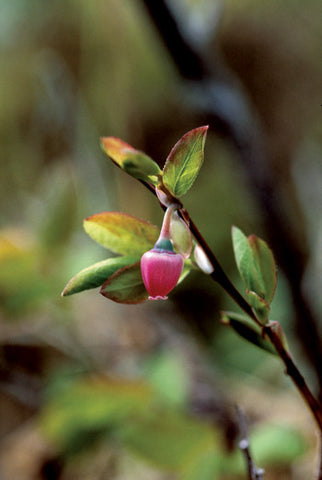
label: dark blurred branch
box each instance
[140,0,208,80]
[236,406,265,480]
[141,0,322,394]
[0,373,41,409]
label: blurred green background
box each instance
[0,1,321,479]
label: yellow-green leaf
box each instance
[83,212,158,255]
[41,376,154,452]
[61,256,138,296]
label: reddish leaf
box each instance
[101,137,161,183]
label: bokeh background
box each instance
[0,1,321,479]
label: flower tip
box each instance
[148,295,168,301]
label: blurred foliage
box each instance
[0,0,321,479]
[40,371,306,479]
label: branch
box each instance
[140,178,322,431]
[141,0,322,395]
[140,0,208,80]
[187,207,322,430]
[185,212,260,326]
[263,326,322,430]
[236,406,265,480]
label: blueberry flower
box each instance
[140,206,184,300]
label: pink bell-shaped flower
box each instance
[140,206,184,300]
[141,240,184,300]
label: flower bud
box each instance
[140,241,184,300]
[193,244,214,274]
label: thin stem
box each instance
[236,406,265,480]
[141,179,322,431]
[186,213,261,326]
[159,204,177,239]
[187,209,322,430]
[190,213,322,430]
[263,326,322,430]
[142,0,322,394]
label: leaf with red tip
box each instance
[162,126,208,197]
[101,137,161,184]
[247,290,270,325]
[83,212,158,256]
[100,262,148,304]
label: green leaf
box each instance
[248,234,277,303]
[61,256,139,296]
[41,373,219,471]
[83,212,158,255]
[41,376,154,453]
[221,311,276,355]
[232,227,277,303]
[119,410,217,471]
[0,232,59,314]
[101,137,161,184]
[247,290,270,325]
[100,262,148,304]
[146,350,189,407]
[162,126,208,197]
[182,447,225,480]
[232,226,264,296]
[251,424,306,465]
